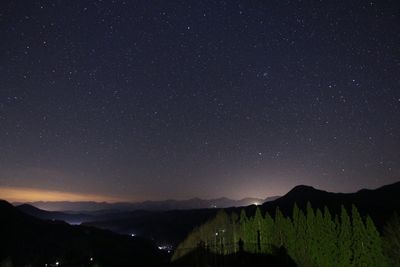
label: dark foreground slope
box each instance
[0,200,167,267]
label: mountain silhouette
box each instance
[259,181,400,227]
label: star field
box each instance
[0,0,399,201]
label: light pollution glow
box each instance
[0,186,124,203]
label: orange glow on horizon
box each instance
[0,186,124,203]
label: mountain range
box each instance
[83,181,400,246]
[14,196,277,212]
[3,180,400,264]
[16,203,97,224]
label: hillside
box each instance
[0,200,167,266]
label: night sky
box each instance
[1,0,399,202]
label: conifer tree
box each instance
[253,207,264,252]
[272,207,285,248]
[313,208,324,266]
[262,211,274,254]
[207,215,219,253]
[213,210,229,254]
[321,206,338,267]
[365,216,387,267]
[230,211,239,253]
[197,220,211,249]
[246,211,256,252]
[306,202,318,265]
[338,206,352,266]
[291,204,308,265]
[239,209,250,251]
[283,215,295,258]
[351,205,368,267]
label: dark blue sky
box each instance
[0,0,399,202]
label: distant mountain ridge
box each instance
[15,196,277,212]
[16,203,96,224]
